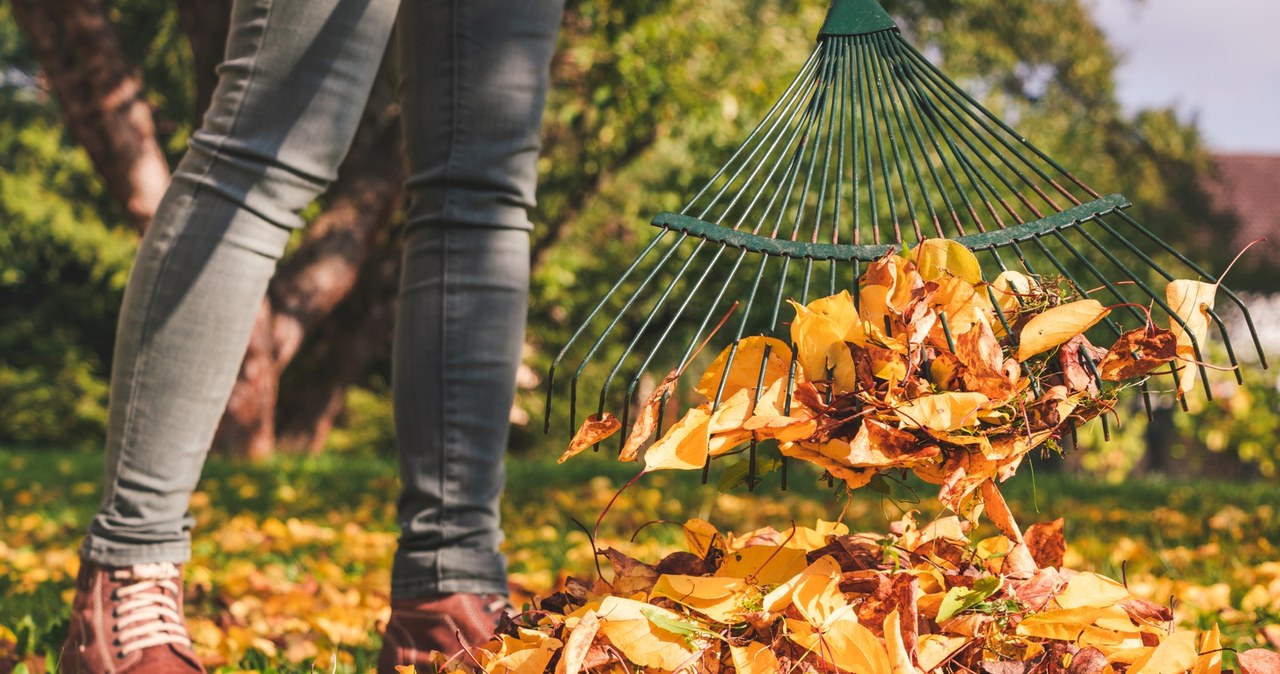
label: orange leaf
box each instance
[1191,623,1222,674]
[643,406,711,471]
[1129,630,1198,674]
[651,575,751,623]
[595,597,699,671]
[729,641,781,674]
[559,413,622,463]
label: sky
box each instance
[1087,0,1280,153]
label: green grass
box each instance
[2,447,1277,672]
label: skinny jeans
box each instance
[82,0,563,598]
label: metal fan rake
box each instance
[543,0,1266,487]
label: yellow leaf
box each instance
[1191,624,1222,674]
[651,575,751,623]
[730,641,781,674]
[559,413,622,463]
[393,667,415,674]
[1165,279,1217,396]
[1016,606,1105,641]
[1016,299,1111,361]
[761,555,842,616]
[786,520,850,551]
[1056,572,1132,609]
[790,299,858,393]
[895,392,991,432]
[596,597,699,671]
[643,406,711,472]
[707,388,755,435]
[917,635,968,672]
[786,615,894,674]
[485,630,562,674]
[555,610,599,674]
[1130,630,1198,674]
[696,336,793,400]
[683,519,722,558]
[908,239,983,284]
[715,544,809,586]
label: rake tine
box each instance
[897,38,1101,201]
[688,48,825,216]
[545,231,672,431]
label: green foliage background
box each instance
[1,0,1275,475]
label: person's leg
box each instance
[387,0,563,600]
[83,0,398,567]
[66,1,397,672]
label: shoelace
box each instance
[110,563,192,656]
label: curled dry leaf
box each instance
[560,413,622,463]
[1098,326,1177,382]
[1166,279,1217,397]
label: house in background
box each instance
[1202,153,1280,357]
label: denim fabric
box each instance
[82,0,563,598]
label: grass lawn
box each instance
[1,446,1277,672]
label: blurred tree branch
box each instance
[10,0,170,231]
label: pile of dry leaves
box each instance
[441,515,1278,674]
[446,241,1272,672]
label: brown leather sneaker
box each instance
[60,561,205,674]
[376,593,510,673]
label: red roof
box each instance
[1203,154,1280,265]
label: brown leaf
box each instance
[619,369,680,461]
[1010,567,1071,612]
[1066,647,1107,674]
[1239,649,1280,674]
[1119,598,1172,626]
[1024,519,1066,569]
[559,413,622,463]
[1098,326,1178,382]
[1059,335,1098,395]
[654,551,707,576]
[601,548,658,596]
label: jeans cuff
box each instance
[79,536,192,567]
[391,547,509,599]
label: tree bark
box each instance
[276,247,401,455]
[174,0,234,125]
[10,0,171,232]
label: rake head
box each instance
[544,0,1266,486]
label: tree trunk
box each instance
[174,0,234,125]
[210,78,406,458]
[276,247,401,455]
[10,0,170,232]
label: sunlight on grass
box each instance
[1,448,1277,672]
